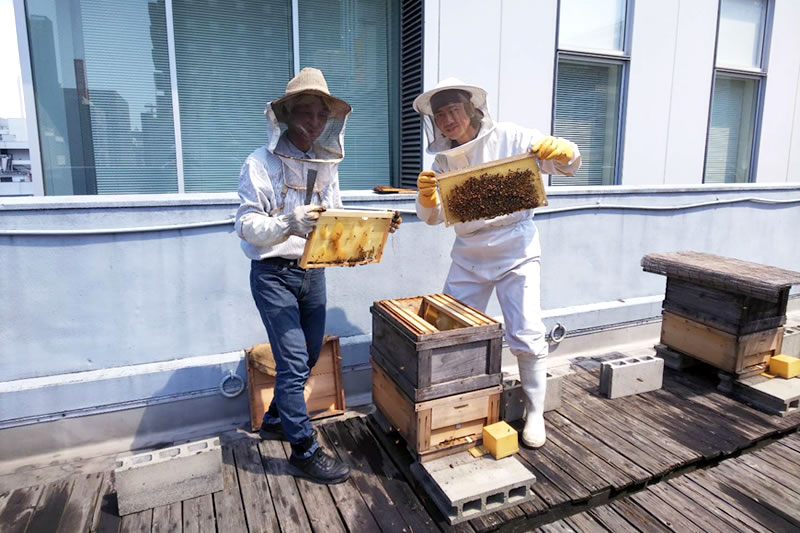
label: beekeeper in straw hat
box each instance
[413,78,581,448]
[235,67,399,484]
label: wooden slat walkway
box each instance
[0,364,798,532]
[536,432,800,532]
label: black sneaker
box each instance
[289,447,350,484]
[259,421,317,441]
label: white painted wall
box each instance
[757,0,800,183]
[662,0,719,185]
[422,0,558,171]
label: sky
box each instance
[0,0,25,119]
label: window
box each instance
[298,0,392,190]
[552,0,629,186]
[171,0,293,193]
[704,0,768,184]
[27,0,177,195]
[24,0,400,195]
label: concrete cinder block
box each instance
[500,368,567,422]
[781,327,800,358]
[114,437,223,516]
[411,452,536,524]
[599,355,664,399]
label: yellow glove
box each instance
[417,170,439,208]
[531,136,574,163]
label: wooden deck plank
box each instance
[314,427,385,533]
[734,451,800,498]
[321,422,411,533]
[686,469,798,532]
[634,388,748,453]
[182,494,215,533]
[231,438,280,533]
[534,434,611,495]
[608,499,672,533]
[627,489,705,533]
[586,505,641,533]
[119,508,152,533]
[343,418,439,533]
[24,478,71,533]
[663,370,780,435]
[363,415,480,533]
[562,374,698,467]
[766,440,800,469]
[545,410,651,484]
[780,432,800,453]
[701,464,800,528]
[151,501,181,533]
[56,472,104,533]
[213,444,247,533]
[558,385,679,475]
[258,439,312,533]
[544,424,634,490]
[90,473,120,533]
[536,520,577,532]
[278,440,347,533]
[516,445,585,506]
[0,485,43,533]
[469,512,504,532]
[645,479,748,532]
[568,368,724,459]
[667,476,771,533]
[564,511,613,532]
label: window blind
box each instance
[553,59,622,186]
[298,0,391,190]
[399,0,423,189]
[172,0,292,193]
[705,75,758,184]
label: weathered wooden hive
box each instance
[643,251,800,377]
[370,293,504,461]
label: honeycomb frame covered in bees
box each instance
[299,208,394,268]
[437,152,548,226]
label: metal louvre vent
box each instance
[399,0,424,188]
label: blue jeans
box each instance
[250,260,326,458]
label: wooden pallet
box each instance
[371,361,501,462]
[246,335,345,431]
[299,208,393,268]
[436,152,547,226]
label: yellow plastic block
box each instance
[482,421,519,459]
[769,354,800,379]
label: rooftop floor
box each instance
[1,361,798,532]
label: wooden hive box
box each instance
[372,362,501,462]
[246,335,345,431]
[370,293,504,402]
[660,311,783,376]
[436,152,547,226]
[643,251,800,377]
[299,208,393,268]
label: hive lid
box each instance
[642,251,800,302]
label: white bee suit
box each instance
[414,78,581,447]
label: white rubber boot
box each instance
[516,354,548,448]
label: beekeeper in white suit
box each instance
[236,67,399,484]
[413,78,581,448]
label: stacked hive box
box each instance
[371,293,504,462]
[642,251,800,379]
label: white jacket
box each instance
[416,121,581,280]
